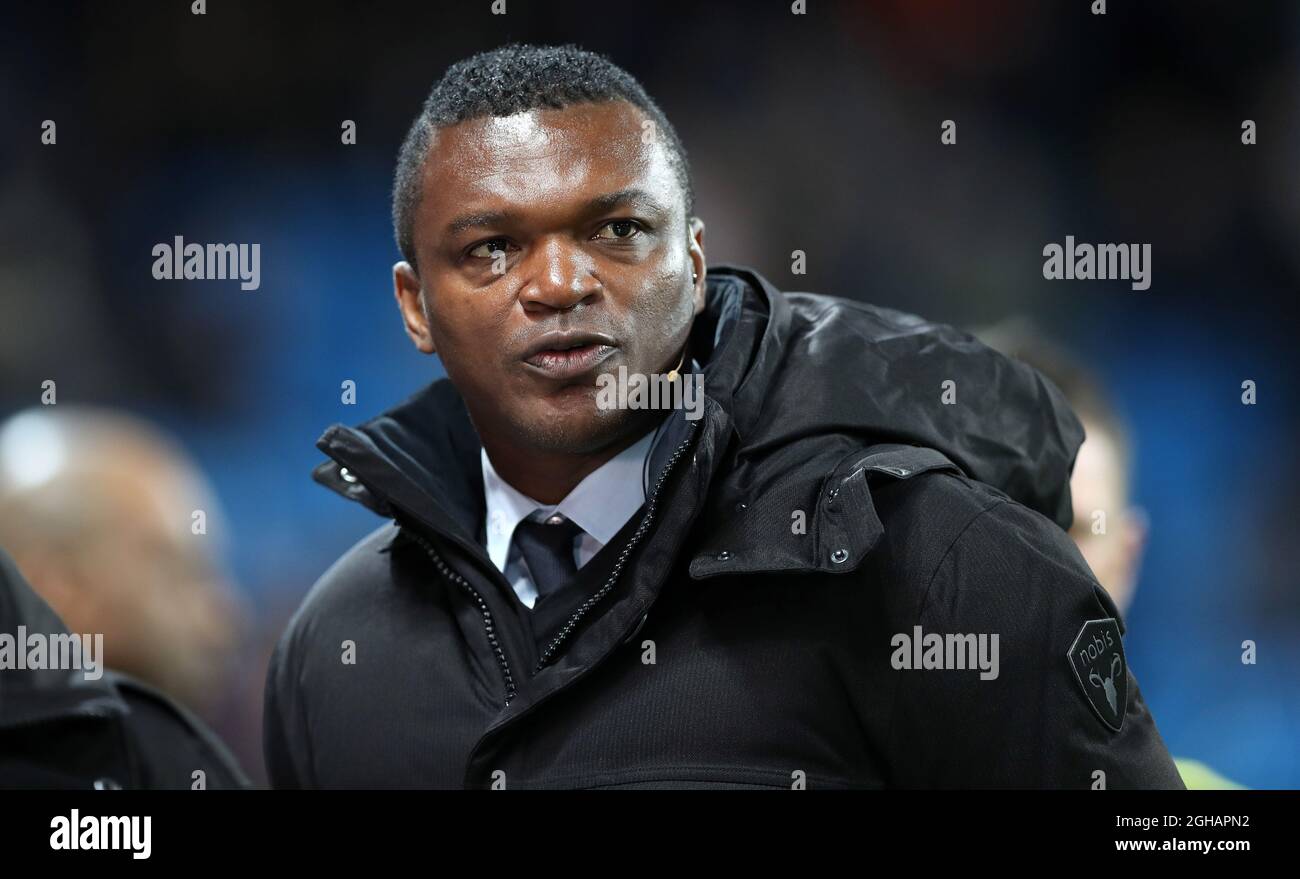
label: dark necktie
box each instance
[512,515,584,602]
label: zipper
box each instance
[399,420,698,708]
[534,422,698,672]
[403,528,520,706]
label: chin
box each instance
[514,399,631,455]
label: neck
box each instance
[484,341,690,503]
[484,418,657,505]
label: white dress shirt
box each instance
[481,429,655,609]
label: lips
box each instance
[521,331,618,381]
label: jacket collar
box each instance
[480,430,654,570]
[311,266,766,558]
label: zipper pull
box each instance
[622,612,650,646]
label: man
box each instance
[0,407,243,720]
[0,546,249,789]
[265,44,1184,789]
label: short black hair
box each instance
[392,43,695,269]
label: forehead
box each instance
[417,101,680,230]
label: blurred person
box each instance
[266,44,1183,789]
[974,320,1147,614]
[0,545,249,788]
[977,319,1244,790]
[0,406,242,720]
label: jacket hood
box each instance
[314,264,1082,569]
[698,265,1082,528]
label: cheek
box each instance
[429,297,542,412]
[428,289,513,359]
[426,292,470,348]
[623,270,694,347]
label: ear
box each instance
[687,217,707,316]
[394,261,436,354]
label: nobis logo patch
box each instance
[1067,618,1127,732]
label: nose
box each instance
[518,236,601,312]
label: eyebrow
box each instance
[587,187,668,215]
[442,188,670,237]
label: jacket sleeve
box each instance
[263,621,315,790]
[886,497,1185,789]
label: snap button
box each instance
[735,502,747,512]
[716,550,732,562]
[339,467,358,484]
[830,548,849,564]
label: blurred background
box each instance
[0,0,1296,787]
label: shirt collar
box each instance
[481,429,655,571]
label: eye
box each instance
[593,220,642,241]
[467,238,512,259]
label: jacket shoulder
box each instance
[268,520,402,681]
[868,469,1025,593]
[287,521,402,627]
[866,467,1119,631]
[263,521,400,789]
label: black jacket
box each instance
[265,265,1184,789]
[0,548,249,790]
